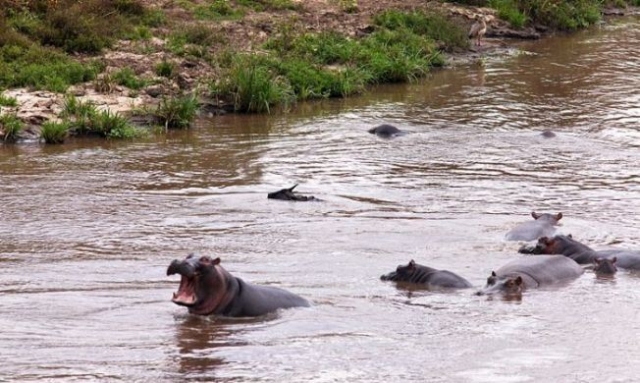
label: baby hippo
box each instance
[381,260,472,289]
[505,211,563,241]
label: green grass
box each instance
[210,9,465,113]
[489,0,527,28]
[193,0,244,20]
[112,67,147,90]
[60,95,140,139]
[94,110,141,139]
[0,93,17,107]
[237,0,299,11]
[154,94,199,129]
[372,10,469,52]
[155,60,175,78]
[41,120,70,144]
[0,44,99,92]
[0,113,23,143]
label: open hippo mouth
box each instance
[167,258,199,307]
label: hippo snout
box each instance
[166,259,196,277]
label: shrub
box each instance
[41,120,70,144]
[154,94,199,129]
[0,113,23,143]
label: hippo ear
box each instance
[611,257,617,264]
[288,184,299,192]
[514,276,523,286]
[555,212,563,221]
[408,260,416,269]
[531,211,540,219]
[491,271,497,277]
[594,257,602,265]
[567,233,573,239]
[212,257,221,265]
[539,236,549,244]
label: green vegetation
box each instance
[154,94,199,129]
[452,0,606,30]
[0,44,99,92]
[0,113,23,142]
[489,0,527,28]
[0,93,17,107]
[523,0,601,30]
[155,60,175,78]
[112,67,147,90]
[212,10,462,113]
[61,95,142,139]
[41,120,69,144]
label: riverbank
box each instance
[1,0,638,143]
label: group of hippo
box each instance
[167,210,639,318]
[165,125,616,318]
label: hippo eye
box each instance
[200,256,211,263]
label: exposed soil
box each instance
[1,0,635,141]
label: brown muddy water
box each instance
[1,19,640,383]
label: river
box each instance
[1,17,639,383]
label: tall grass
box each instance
[61,95,141,139]
[0,113,23,143]
[41,121,70,144]
[154,94,199,129]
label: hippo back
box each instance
[505,221,557,242]
[496,255,583,287]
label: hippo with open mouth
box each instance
[167,254,309,317]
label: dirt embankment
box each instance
[0,0,634,141]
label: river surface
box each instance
[1,18,639,383]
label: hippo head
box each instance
[167,254,230,315]
[531,211,563,224]
[594,257,618,276]
[476,271,524,298]
[519,234,573,255]
[380,259,417,281]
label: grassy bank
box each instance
[0,0,636,144]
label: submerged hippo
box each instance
[167,254,309,317]
[368,124,404,138]
[523,235,640,270]
[267,184,316,201]
[504,212,563,241]
[477,255,583,297]
[593,257,618,276]
[380,260,472,289]
[540,130,556,138]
